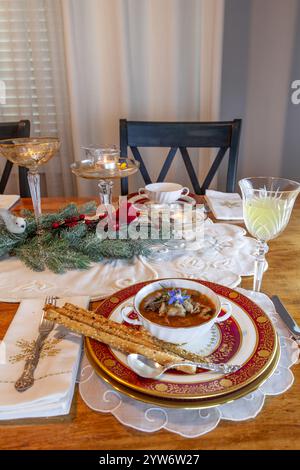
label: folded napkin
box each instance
[0,194,20,210]
[205,190,243,220]
[0,296,89,420]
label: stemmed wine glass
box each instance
[0,137,60,228]
[239,177,300,291]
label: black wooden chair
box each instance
[0,120,31,197]
[119,119,242,195]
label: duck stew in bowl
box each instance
[139,288,216,328]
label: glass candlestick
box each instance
[70,144,140,210]
[98,180,113,206]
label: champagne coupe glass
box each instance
[0,137,60,228]
[239,177,300,291]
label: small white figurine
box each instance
[0,209,26,234]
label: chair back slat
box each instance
[119,119,242,195]
[0,120,31,197]
[157,147,177,182]
[131,146,152,185]
[226,119,242,192]
[201,147,227,192]
[179,147,202,194]
[126,121,232,148]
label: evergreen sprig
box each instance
[0,201,160,273]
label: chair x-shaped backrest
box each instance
[0,120,31,197]
[119,119,242,195]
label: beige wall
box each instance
[220,0,300,188]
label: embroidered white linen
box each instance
[0,221,261,301]
[205,190,243,220]
[0,296,89,420]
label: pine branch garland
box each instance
[0,201,162,273]
[0,226,26,257]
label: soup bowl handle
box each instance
[181,187,190,196]
[121,305,142,326]
[215,301,232,323]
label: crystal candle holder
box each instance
[71,145,140,207]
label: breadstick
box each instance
[62,302,207,363]
[152,338,209,364]
[61,303,157,349]
[44,308,196,374]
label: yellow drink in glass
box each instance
[239,177,300,291]
[243,197,291,241]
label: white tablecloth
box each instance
[0,221,259,301]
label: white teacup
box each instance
[138,182,189,204]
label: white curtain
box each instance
[0,0,224,197]
[62,0,224,196]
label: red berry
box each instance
[52,222,60,229]
[71,216,78,222]
[79,214,85,220]
[85,219,92,225]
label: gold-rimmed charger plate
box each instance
[86,280,278,400]
[85,338,280,409]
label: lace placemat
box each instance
[0,222,259,301]
[78,289,299,438]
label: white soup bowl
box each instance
[121,279,232,344]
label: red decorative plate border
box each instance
[86,279,277,399]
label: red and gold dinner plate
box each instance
[85,280,278,402]
[86,344,280,409]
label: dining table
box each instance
[0,196,299,450]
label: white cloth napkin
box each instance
[0,296,89,420]
[0,195,20,210]
[205,190,243,220]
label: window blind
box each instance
[0,0,75,196]
[0,0,59,134]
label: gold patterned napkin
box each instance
[0,296,89,419]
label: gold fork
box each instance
[15,296,56,392]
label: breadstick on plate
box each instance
[61,303,157,349]
[44,307,196,374]
[61,302,207,364]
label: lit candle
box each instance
[102,154,117,170]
